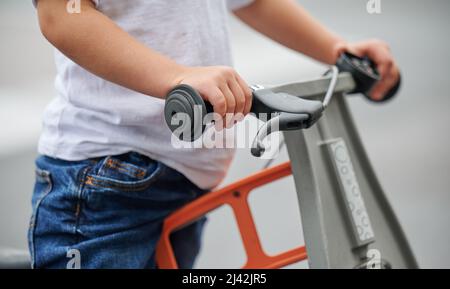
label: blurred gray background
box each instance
[1,0,449,268]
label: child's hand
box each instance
[172,66,253,128]
[335,39,400,101]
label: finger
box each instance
[207,87,227,120]
[370,60,393,101]
[220,84,236,128]
[227,78,245,116]
[376,56,393,81]
[371,65,399,101]
[211,88,227,131]
[364,46,393,79]
[235,73,253,115]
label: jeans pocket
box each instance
[83,152,202,209]
[28,167,53,269]
[84,152,163,194]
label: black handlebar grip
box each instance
[164,84,209,142]
[165,84,259,141]
[336,52,401,103]
[164,83,282,142]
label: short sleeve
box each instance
[32,0,99,8]
[227,0,255,11]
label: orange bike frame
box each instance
[156,161,307,269]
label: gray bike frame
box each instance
[267,72,418,268]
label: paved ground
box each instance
[1,0,449,268]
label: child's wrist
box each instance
[159,64,189,97]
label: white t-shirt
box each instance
[34,0,254,189]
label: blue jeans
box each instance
[28,152,208,269]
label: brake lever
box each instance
[251,113,310,157]
[250,66,339,157]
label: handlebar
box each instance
[164,52,401,156]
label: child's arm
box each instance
[234,0,400,101]
[37,0,252,125]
